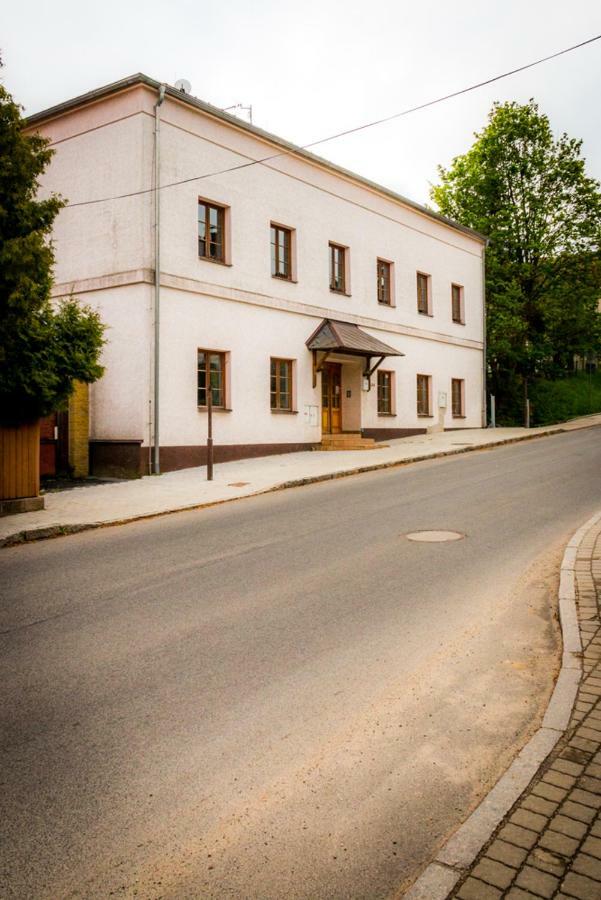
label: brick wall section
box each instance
[448,524,601,900]
[68,381,89,478]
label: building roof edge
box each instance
[24,72,488,244]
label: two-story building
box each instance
[25,73,487,477]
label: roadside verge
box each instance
[403,509,601,899]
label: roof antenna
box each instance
[223,103,253,125]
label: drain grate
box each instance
[405,530,464,542]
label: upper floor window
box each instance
[377,370,394,414]
[451,378,465,417]
[416,373,431,416]
[451,284,465,325]
[329,243,347,294]
[377,259,392,305]
[198,349,226,407]
[198,200,225,262]
[451,284,464,324]
[271,224,292,280]
[270,358,293,411]
[417,272,431,315]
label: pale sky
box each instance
[3,0,601,207]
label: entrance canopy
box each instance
[306,318,404,387]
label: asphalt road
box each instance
[2,428,601,900]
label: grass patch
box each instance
[530,372,601,425]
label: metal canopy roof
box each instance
[306,319,404,358]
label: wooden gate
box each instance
[0,421,40,500]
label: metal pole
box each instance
[207,386,214,481]
[152,84,166,475]
[525,398,531,429]
[481,242,488,428]
[490,394,496,428]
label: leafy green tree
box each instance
[0,72,105,425]
[431,100,601,422]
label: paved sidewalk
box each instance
[446,519,601,900]
[1,415,600,547]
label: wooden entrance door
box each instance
[321,363,342,433]
[40,410,69,477]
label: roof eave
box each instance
[24,73,488,244]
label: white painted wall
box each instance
[157,288,482,446]
[31,81,486,460]
[156,94,484,347]
[85,283,153,444]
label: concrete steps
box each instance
[318,433,386,451]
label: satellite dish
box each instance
[174,78,192,94]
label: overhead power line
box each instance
[65,32,601,210]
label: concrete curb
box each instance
[402,508,601,900]
[0,422,597,550]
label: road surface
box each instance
[2,428,601,899]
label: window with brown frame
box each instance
[198,200,225,262]
[271,225,292,279]
[377,370,393,414]
[377,259,392,305]
[417,272,430,315]
[451,378,465,417]
[416,374,431,416]
[452,284,464,324]
[197,349,226,407]
[270,358,293,410]
[329,243,346,293]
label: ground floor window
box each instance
[416,374,431,416]
[451,378,465,417]
[377,370,393,414]
[270,358,293,410]
[198,350,226,407]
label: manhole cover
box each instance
[228,482,250,487]
[405,530,464,542]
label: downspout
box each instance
[481,240,489,428]
[153,84,166,474]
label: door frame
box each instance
[321,362,343,434]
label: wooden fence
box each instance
[0,421,40,500]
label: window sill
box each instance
[330,288,351,297]
[198,256,232,267]
[272,274,297,284]
[417,413,433,418]
[378,300,395,308]
[417,310,433,317]
[452,320,466,326]
[271,409,299,415]
[452,414,466,419]
[377,412,396,417]
[197,406,233,412]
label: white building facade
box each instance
[26,74,487,476]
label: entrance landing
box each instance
[319,432,385,451]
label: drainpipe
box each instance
[481,241,488,428]
[152,84,166,475]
